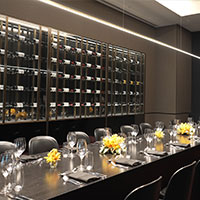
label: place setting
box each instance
[0,149,33,200]
[59,138,107,186]
[140,128,168,158]
[99,133,144,169]
[165,122,194,151]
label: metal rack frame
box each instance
[0,15,145,124]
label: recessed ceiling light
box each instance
[155,0,200,17]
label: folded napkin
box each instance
[171,143,190,148]
[115,158,142,167]
[68,171,101,183]
[146,150,168,156]
[20,154,41,163]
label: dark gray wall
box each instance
[0,0,192,128]
[192,32,200,121]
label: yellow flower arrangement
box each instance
[177,123,195,135]
[99,134,125,155]
[44,148,61,167]
[154,130,164,139]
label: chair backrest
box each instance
[120,125,134,136]
[94,128,107,141]
[139,123,153,135]
[28,136,59,155]
[191,160,200,200]
[0,141,16,154]
[163,161,196,200]
[74,131,90,144]
[124,176,162,200]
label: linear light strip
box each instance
[38,0,200,60]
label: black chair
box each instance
[160,161,196,200]
[139,122,153,135]
[124,176,162,200]
[28,136,59,155]
[120,125,135,136]
[191,160,200,200]
[94,128,107,141]
[0,141,16,154]
[74,131,90,144]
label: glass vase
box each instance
[49,161,58,169]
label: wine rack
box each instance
[0,15,145,124]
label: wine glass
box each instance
[187,117,194,126]
[173,119,181,131]
[144,128,154,151]
[131,124,139,144]
[0,150,16,196]
[76,138,88,171]
[67,132,77,158]
[14,137,26,160]
[168,125,174,144]
[155,121,165,131]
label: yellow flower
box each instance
[10,108,16,116]
[154,130,164,139]
[44,148,61,165]
[177,123,194,135]
[101,134,125,155]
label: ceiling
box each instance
[97,0,200,32]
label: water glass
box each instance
[104,127,112,137]
[131,124,139,144]
[13,164,24,196]
[67,132,77,158]
[125,138,133,159]
[14,137,26,159]
[169,129,173,144]
[144,129,154,150]
[155,121,165,131]
[84,151,94,171]
[62,142,70,158]
[187,117,194,126]
[172,129,177,143]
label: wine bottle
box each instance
[0,31,5,37]
[0,49,5,55]
[32,55,39,60]
[15,34,26,42]
[51,57,57,63]
[13,51,26,58]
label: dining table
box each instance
[1,130,200,200]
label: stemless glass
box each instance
[0,150,16,196]
[131,124,139,144]
[76,139,88,171]
[67,132,77,158]
[14,137,26,160]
